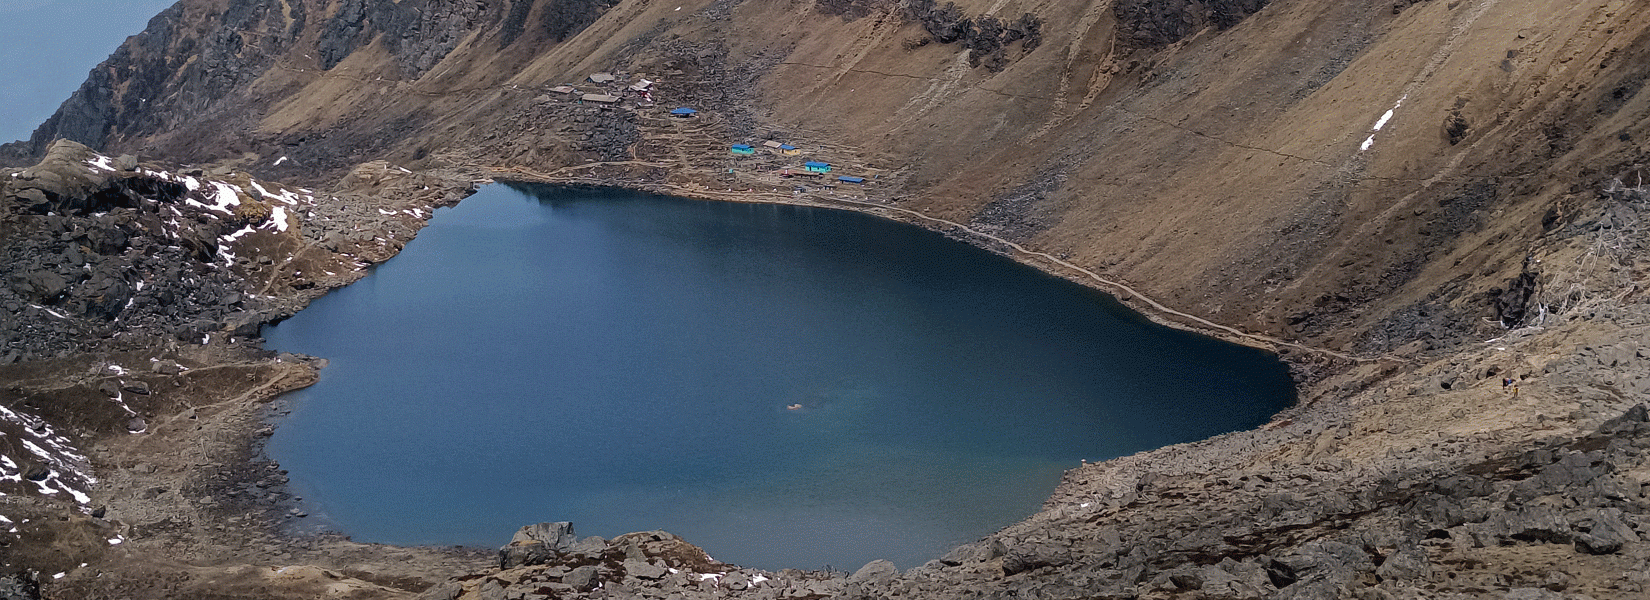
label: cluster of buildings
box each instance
[549,71,873,187]
[727,142,869,186]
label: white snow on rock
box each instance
[208,181,243,212]
[85,156,115,172]
[268,206,290,232]
[221,225,258,246]
[1359,95,1406,152]
[0,405,97,509]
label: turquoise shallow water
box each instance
[263,183,1295,570]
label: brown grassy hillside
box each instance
[7,2,1650,596]
[15,0,1647,362]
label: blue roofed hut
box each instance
[730,144,756,155]
[837,175,865,184]
[803,161,831,173]
[670,107,697,117]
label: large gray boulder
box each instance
[849,559,897,587]
[499,521,580,569]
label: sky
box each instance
[0,0,179,143]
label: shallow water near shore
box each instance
[263,183,1295,570]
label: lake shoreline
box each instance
[487,174,1350,388]
[259,182,1295,569]
[16,147,1647,598]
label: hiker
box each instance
[1503,377,1513,390]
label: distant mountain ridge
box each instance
[6,1,1650,598]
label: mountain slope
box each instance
[12,0,1648,356]
[4,0,1650,598]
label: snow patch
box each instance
[1358,95,1406,153]
[274,156,288,166]
[85,156,115,172]
[267,206,290,232]
[221,225,257,245]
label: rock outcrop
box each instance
[4,0,1650,598]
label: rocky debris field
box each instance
[0,144,488,598]
[0,141,475,364]
[420,403,1650,600]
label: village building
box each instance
[837,175,865,184]
[549,85,577,94]
[581,93,621,104]
[804,161,831,173]
[781,144,800,156]
[670,107,697,117]
[588,73,617,84]
[730,144,756,155]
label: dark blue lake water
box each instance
[262,183,1294,570]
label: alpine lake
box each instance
[262,183,1296,570]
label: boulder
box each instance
[499,542,553,570]
[939,542,992,566]
[1374,546,1431,581]
[1001,541,1072,576]
[849,559,897,587]
[1491,506,1572,544]
[623,558,667,580]
[721,571,751,591]
[563,565,601,592]
[11,188,51,213]
[500,522,579,568]
[1275,540,1372,591]
[12,270,69,303]
[1570,508,1638,555]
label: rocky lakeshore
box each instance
[4,0,1650,598]
[4,135,1650,600]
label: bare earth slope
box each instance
[3,0,1650,598]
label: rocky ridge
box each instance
[2,0,1650,598]
[0,141,486,597]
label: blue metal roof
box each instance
[731,144,753,150]
[804,161,829,167]
[671,107,697,115]
[838,176,865,183]
[780,144,796,150]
